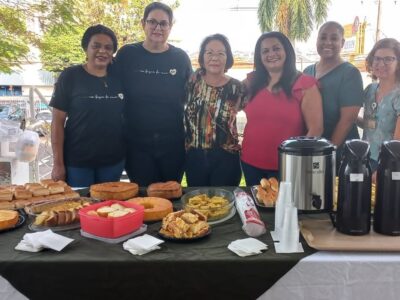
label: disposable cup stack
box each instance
[271,181,303,253]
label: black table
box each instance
[0,188,315,300]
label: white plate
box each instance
[29,221,80,232]
[208,206,236,225]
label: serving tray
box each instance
[300,219,400,252]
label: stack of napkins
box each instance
[15,230,74,252]
[123,234,164,256]
[228,238,268,257]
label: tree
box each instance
[0,0,178,73]
[39,0,157,72]
[0,0,77,73]
[257,0,330,42]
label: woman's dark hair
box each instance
[143,2,173,24]
[198,34,234,73]
[81,24,118,53]
[318,21,344,37]
[249,31,299,100]
[366,38,400,81]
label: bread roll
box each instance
[32,188,50,197]
[14,189,33,200]
[0,189,13,201]
[108,210,129,218]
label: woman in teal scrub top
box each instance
[304,21,364,169]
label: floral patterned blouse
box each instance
[363,82,400,161]
[184,71,246,153]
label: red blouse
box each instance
[241,74,318,170]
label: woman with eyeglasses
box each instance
[304,21,364,169]
[241,32,323,186]
[115,2,192,186]
[50,25,125,187]
[184,34,245,186]
[358,38,400,173]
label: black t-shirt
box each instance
[50,65,125,167]
[115,42,192,142]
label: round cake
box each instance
[127,197,173,221]
[90,182,139,200]
[0,210,19,230]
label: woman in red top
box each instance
[241,32,323,186]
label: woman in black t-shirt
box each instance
[115,2,192,186]
[50,25,125,187]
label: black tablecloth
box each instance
[0,188,315,300]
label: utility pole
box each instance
[375,0,382,41]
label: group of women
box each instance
[50,2,400,188]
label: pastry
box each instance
[25,183,42,191]
[147,181,182,199]
[97,206,117,217]
[0,201,15,210]
[27,198,92,214]
[32,188,50,197]
[268,177,279,192]
[34,209,80,227]
[14,200,32,209]
[184,194,230,219]
[91,203,136,218]
[160,209,209,239]
[127,197,173,221]
[48,183,65,194]
[0,189,13,201]
[0,210,19,230]
[90,182,139,200]
[14,189,33,200]
[255,177,279,207]
[40,179,55,187]
[108,210,130,218]
[260,178,270,190]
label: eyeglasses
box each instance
[145,19,170,30]
[372,56,397,65]
[204,51,227,60]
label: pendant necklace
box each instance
[101,75,108,88]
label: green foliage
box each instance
[40,27,85,72]
[0,0,179,73]
[0,6,30,73]
[258,0,330,42]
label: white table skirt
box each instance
[259,251,400,300]
[0,276,28,300]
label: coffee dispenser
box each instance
[373,140,400,235]
[279,137,336,212]
[336,140,372,235]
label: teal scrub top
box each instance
[304,62,364,142]
[363,83,400,161]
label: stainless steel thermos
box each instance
[336,140,372,235]
[373,140,400,235]
[279,137,336,212]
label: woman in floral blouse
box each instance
[184,34,245,186]
[358,38,400,173]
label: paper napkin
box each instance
[15,230,74,252]
[228,238,268,257]
[123,234,164,256]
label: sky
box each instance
[170,0,400,55]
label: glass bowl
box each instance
[180,188,235,222]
